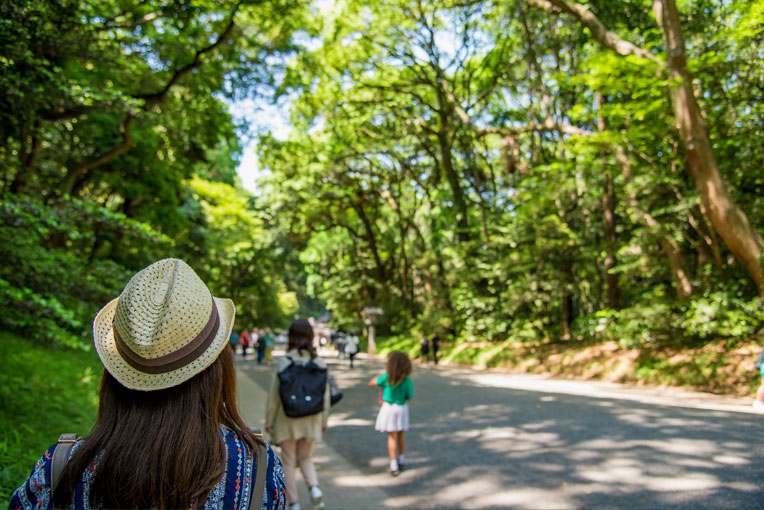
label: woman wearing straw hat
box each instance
[10,258,286,510]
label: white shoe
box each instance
[309,485,324,509]
[288,503,302,510]
[753,400,764,411]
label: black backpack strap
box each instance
[51,433,80,508]
[249,440,268,510]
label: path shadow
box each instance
[242,353,764,509]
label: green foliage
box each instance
[0,0,316,340]
[258,0,764,357]
[0,194,159,348]
[575,287,764,349]
[185,177,300,328]
[681,292,764,339]
[0,330,101,503]
[376,334,421,359]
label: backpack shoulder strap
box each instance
[278,356,294,372]
[50,433,80,507]
[249,440,268,510]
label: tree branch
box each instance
[138,7,240,108]
[61,116,133,196]
[96,10,161,32]
[523,0,664,65]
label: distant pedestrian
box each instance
[419,337,429,361]
[230,330,240,355]
[431,334,440,364]
[754,345,764,411]
[345,330,359,368]
[263,327,275,362]
[336,331,347,359]
[240,329,250,358]
[369,351,413,476]
[256,331,267,365]
[251,327,259,358]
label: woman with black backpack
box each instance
[265,319,330,510]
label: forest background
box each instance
[2,0,764,500]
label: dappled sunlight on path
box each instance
[240,350,764,509]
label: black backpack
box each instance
[755,348,764,371]
[278,355,327,418]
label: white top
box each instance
[344,335,359,354]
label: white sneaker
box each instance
[753,400,764,411]
[309,485,324,509]
[289,503,302,510]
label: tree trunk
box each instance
[597,92,619,309]
[10,119,42,194]
[653,0,764,295]
[617,147,693,297]
[437,96,471,243]
[352,201,387,282]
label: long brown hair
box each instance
[54,345,260,509]
[287,319,316,356]
[387,351,412,386]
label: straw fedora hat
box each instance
[93,258,235,391]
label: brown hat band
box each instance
[113,299,221,375]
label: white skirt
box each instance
[375,402,409,432]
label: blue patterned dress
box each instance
[9,427,286,510]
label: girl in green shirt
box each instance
[369,351,413,476]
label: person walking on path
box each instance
[345,330,359,368]
[754,346,764,411]
[368,351,413,477]
[240,328,251,358]
[431,334,440,365]
[419,337,429,362]
[264,327,275,362]
[257,330,267,365]
[10,258,285,510]
[230,329,240,355]
[335,330,347,359]
[266,319,330,510]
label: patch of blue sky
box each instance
[224,92,293,193]
[226,0,330,193]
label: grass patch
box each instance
[376,334,420,359]
[0,330,101,503]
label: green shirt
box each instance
[376,374,413,405]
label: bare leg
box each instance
[280,439,299,505]
[387,432,397,461]
[756,379,764,401]
[295,438,319,488]
[396,431,405,456]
